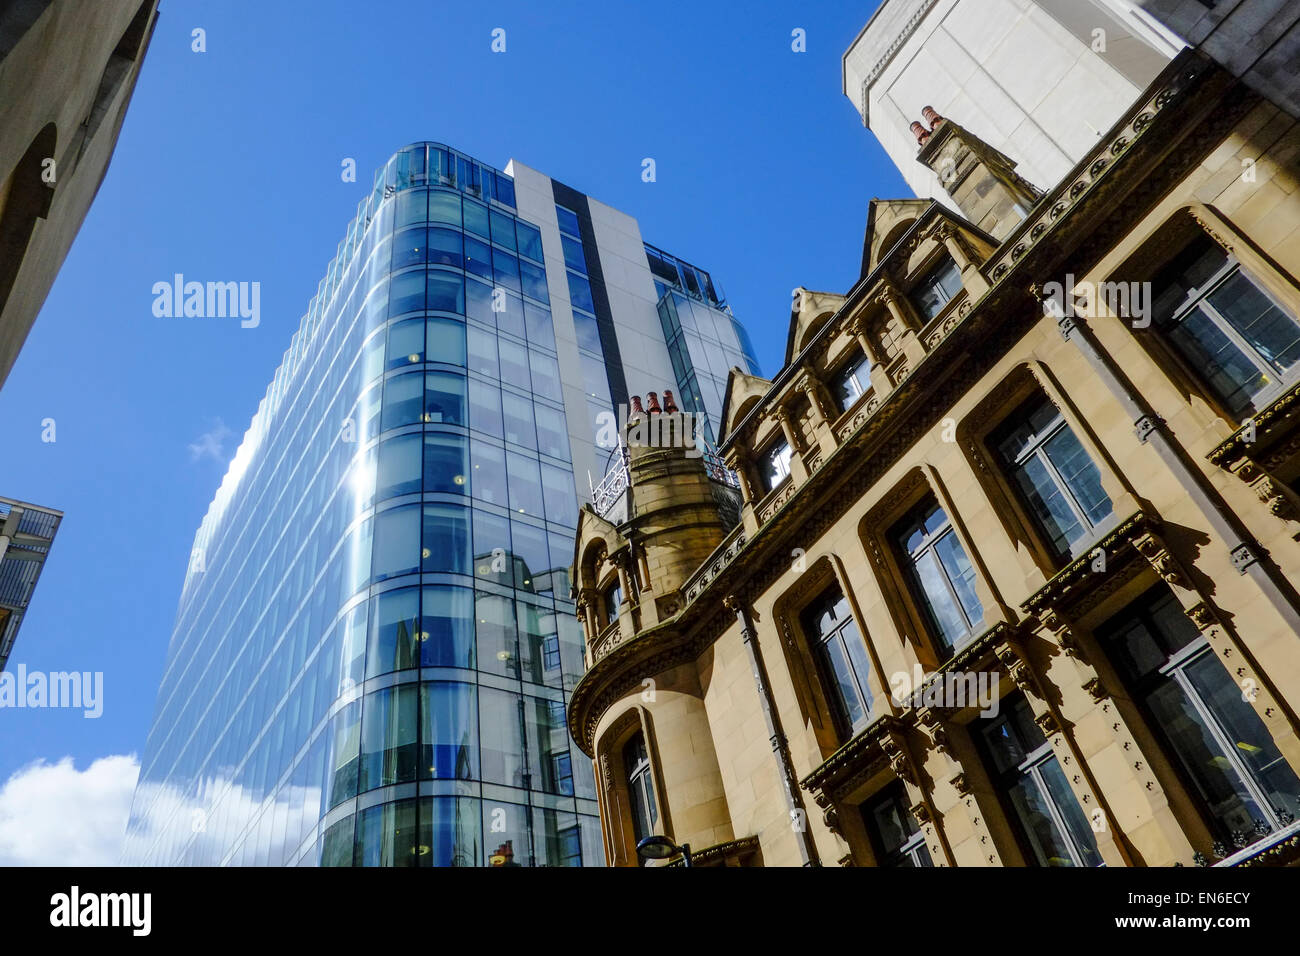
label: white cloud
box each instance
[188,419,232,463]
[0,755,139,866]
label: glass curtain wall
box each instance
[649,243,760,447]
[123,144,600,867]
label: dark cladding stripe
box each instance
[549,180,628,412]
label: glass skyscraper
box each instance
[123,143,759,866]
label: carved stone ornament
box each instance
[915,707,951,757]
[1033,709,1061,738]
[994,641,1041,699]
[1186,601,1218,631]
[950,772,971,796]
[881,729,916,785]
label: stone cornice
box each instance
[1207,381,1300,467]
[664,835,761,867]
[983,53,1214,286]
[1020,511,1159,618]
[937,620,1017,675]
[799,713,905,802]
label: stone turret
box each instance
[571,388,735,657]
[623,391,730,624]
[569,392,740,865]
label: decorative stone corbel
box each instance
[915,706,952,759]
[1133,531,1185,587]
[881,726,917,785]
[993,639,1042,701]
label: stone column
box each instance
[724,448,760,537]
[772,404,809,483]
[879,284,928,370]
[613,551,635,607]
[1034,607,1204,865]
[993,634,1133,867]
[796,372,836,463]
[881,721,957,867]
[933,222,990,297]
[847,315,894,399]
[914,706,1013,866]
[577,588,599,641]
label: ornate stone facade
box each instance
[567,50,1300,868]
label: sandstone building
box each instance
[567,42,1300,867]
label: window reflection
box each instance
[420,587,475,668]
[373,505,421,581]
[421,682,477,780]
[509,521,549,593]
[480,687,527,787]
[143,160,599,869]
[484,802,530,866]
[421,503,470,575]
[359,684,419,791]
[377,433,422,499]
[425,316,466,365]
[386,317,425,369]
[423,432,468,495]
[367,587,419,677]
[427,227,462,269]
[423,370,465,425]
[501,391,536,449]
[420,796,480,867]
[466,324,498,377]
[355,798,419,867]
[472,511,512,586]
[324,700,361,809]
[468,378,504,438]
[476,592,517,678]
[506,452,544,517]
[470,442,508,506]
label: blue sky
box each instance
[0,0,907,860]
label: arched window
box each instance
[989,394,1113,561]
[799,586,873,737]
[624,732,658,847]
[892,500,983,656]
[603,582,623,627]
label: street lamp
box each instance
[636,835,692,867]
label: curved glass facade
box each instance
[123,144,599,866]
